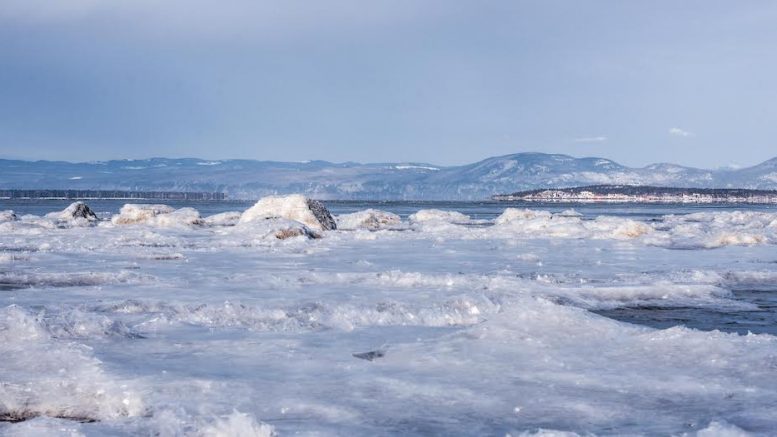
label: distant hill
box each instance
[1,153,777,200]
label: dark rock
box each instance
[306,199,337,231]
[352,349,386,361]
[71,202,97,220]
[275,226,321,240]
[0,410,98,423]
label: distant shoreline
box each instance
[493,185,777,204]
[0,189,226,201]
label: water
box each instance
[2,199,777,434]
[5,197,777,219]
[595,287,777,336]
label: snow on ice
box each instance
[2,195,777,435]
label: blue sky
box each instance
[1,1,776,168]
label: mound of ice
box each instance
[0,210,17,222]
[201,410,275,437]
[336,209,402,231]
[43,202,98,226]
[493,208,652,240]
[111,204,203,227]
[232,217,321,241]
[696,421,751,437]
[204,211,242,227]
[587,216,653,239]
[409,209,471,224]
[240,195,336,231]
[152,207,203,227]
[493,208,587,238]
[657,210,777,248]
[0,305,144,423]
[495,208,553,225]
[111,204,174,225]
[706,233,768,248]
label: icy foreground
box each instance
[2,200,777,435]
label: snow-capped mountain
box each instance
[1,153,776,200]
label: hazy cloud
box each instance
[0,0,438,42]
[669,128,694,137]
[573,136,608,143]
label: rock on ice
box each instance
[239,194,336,231]
[45,202,98,223]
[0,210,17,222]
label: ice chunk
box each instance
[336,209,402,231]
[240,194,336,231]
[494,208,652,240]
[656,210,777,248]
[150,207,203,227]
[696,421,751,437]
[587,216,652,239]
[232,217,321,241]
[200,410,275,437]
[0,210,17,222]
[409,209,471,224]
[111,204,203,227]
[494,208,588,238]
[111,204,175,225]
[0,305,144,423]
[495,208,552,225]
[204,211,242,227]
[706,232,768,248]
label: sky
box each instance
[1,1,776,169]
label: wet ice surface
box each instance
[2,200,777,435]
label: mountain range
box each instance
[1,153,776,200]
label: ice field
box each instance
[2,198,777,436]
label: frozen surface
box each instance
[2,201,777,435]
